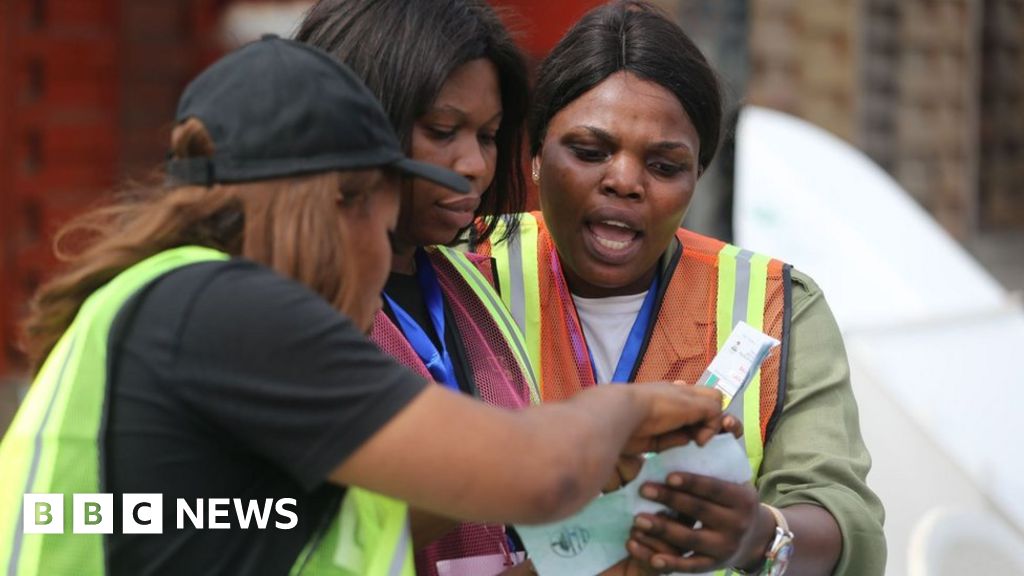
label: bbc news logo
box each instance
[23,494,298,534]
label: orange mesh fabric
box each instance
[370,250,533,576]
[759,259,786,441]
[535,227,598,401]
[475,217,600,401]
[528,217,786,444]
[633,230,722,391]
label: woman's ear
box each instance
[337,183,364,207]
[531,156,541,184]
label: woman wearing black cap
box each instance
[0,36,734,575]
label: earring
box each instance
[531,165,540,184]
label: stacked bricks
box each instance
[0,0,222,382]
[748,0,860,142]
[0,0,121,376]
[980,0,1024,228]
[893,0,979,239]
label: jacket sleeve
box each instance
[757,269,887,575]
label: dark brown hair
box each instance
[296,0,529,243]
[530,0,723,173]
[22,119,360,372]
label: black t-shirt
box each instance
[383,272,476,396]
[103,259,427,575]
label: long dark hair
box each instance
[530,0,723,174]
[296,0,529,243]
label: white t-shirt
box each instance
[571,290,648,384]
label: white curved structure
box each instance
[734,106,1024,575]
[907,508,1024,576]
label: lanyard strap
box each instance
[609,272,660,383]
[383,250,460,392]
[552,244,661,384]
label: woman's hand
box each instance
[602,454,645,493]
[604,414,744,493]
[621,382,728,455]
[624,473,771,573]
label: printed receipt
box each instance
[696,321,781,413]
[515,322,779,575]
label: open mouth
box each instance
[582,216,644,264]
[588,220,640,250]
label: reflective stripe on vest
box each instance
[434,246,540,404]
[484,212,788,480]
[715,245,773,475]
[0,247,412,576]
[291,488,413,576]
[489,216,543,399]
[0,247,228,575]
[370,247,540,409]
[367,246,536,576]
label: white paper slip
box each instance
[516,435,750,575]
[628,434,751,516]
[696,321,780,410]
[515,487,633,576]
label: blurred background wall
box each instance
[1,0,1022,426]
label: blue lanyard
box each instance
[587,272,661,383]
[382,250,460,392]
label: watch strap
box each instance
[730,504,793,576]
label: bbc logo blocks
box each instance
[20,494,297,533]
[22,494,63,534]
[122,493,163,534]
[23,493,162,535]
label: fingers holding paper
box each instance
[626,473,761,573]
[621,382,737,455]
[605,414,743,493]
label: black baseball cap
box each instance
[166,35,469,194]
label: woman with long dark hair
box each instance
[297,2,540,573]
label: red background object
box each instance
[0,0,598,379]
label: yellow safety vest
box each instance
[0,247,413,576]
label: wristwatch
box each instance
[733,503,795,576]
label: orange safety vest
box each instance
[478,212,792,475]
[371,246,538,576]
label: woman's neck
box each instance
[390,232,418,275]
[563,263,658,299]
[391,249,416,275]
